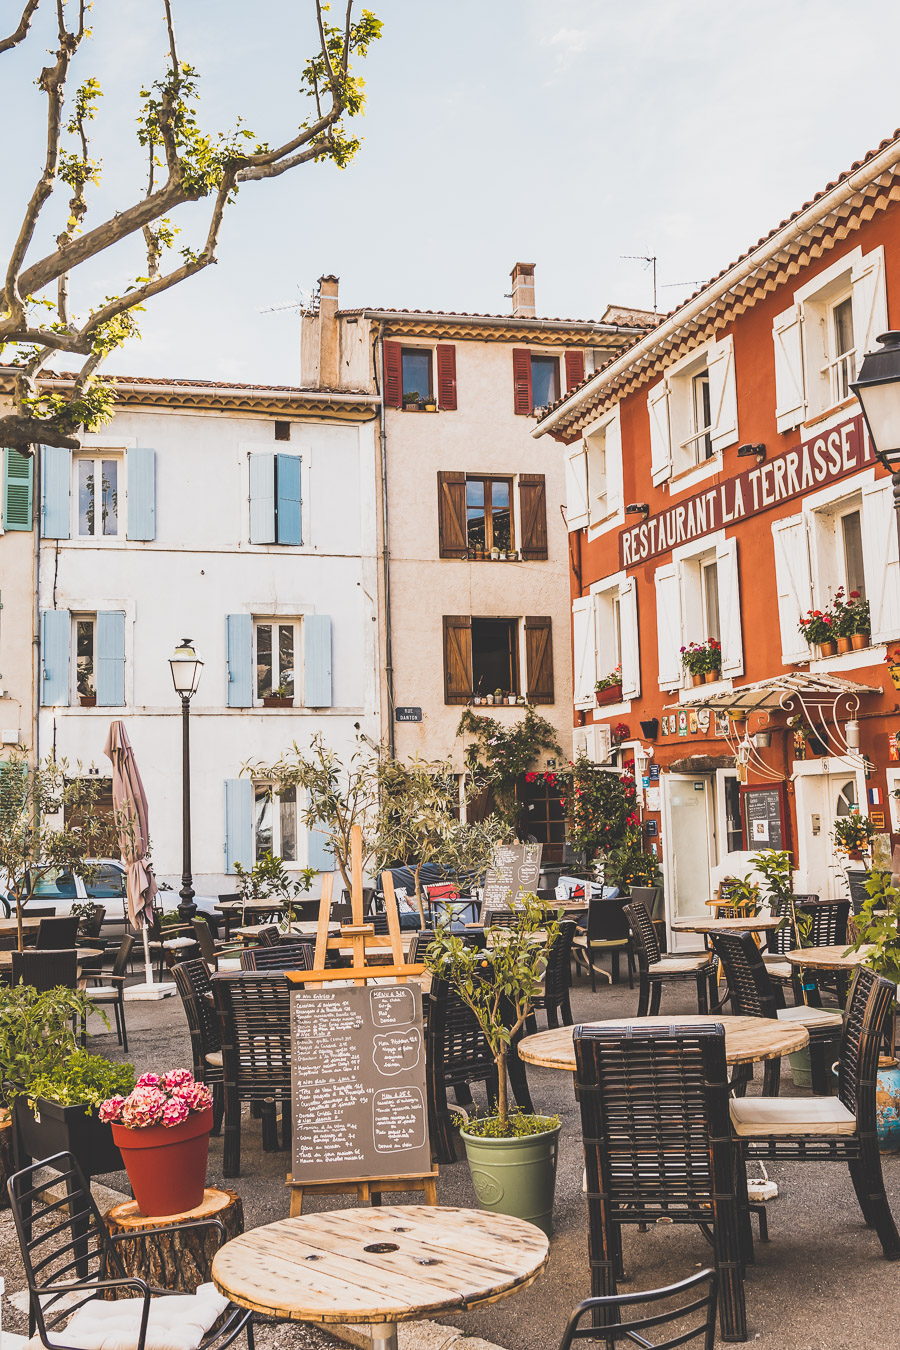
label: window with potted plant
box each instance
[680,638,721,685]
[798,605,837,657]
[594,665,623,705]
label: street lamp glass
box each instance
[169,637,204,697]
[850,330,900,465]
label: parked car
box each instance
[1,861,219,925]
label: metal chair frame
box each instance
[574,899,635,991]
[171,959,224,1134]
[83,934,134,1052]
[558,1268,718,1350]
[623,900,717,1016]
[240,940,313,971]
[531,920,576,1028]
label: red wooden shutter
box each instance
[525,616,554,704]
[437,471,468,558]
[518,474,548,560]
[384,340,403,408]
[436,344,457,410]
[512,348,532,415]
[443,616,473,704]
[565,350,585,392]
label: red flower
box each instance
[849,590,861,599]
[525,772,536,783]
[544,772,556,785]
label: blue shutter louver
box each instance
[304,614,332,708]
[276,453,302,545]
[226,613,253,707]
[96,610,126,706]
[40,609,70,705]
[3,449,34,530]
[225,778,253,872]
[249,454,275,544]
[307,825,334,873]
[126,447,156,540]
[41,445,71,539]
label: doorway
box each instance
[663,774,715,946]
[795,767,865,898]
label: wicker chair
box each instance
[36,915,80,948]
[82,935,134,1052]
[485,909,518,928]
[191,919,244,972]
[426,972,499,1163]
[170,959,224,1134]
[623,900,717,1016]
[764,898,851,1004]
[574,1022,751,1343]
[531,920,576,1028]
[709,929,843,1096]
[731,965,900,1260]
[557,1269,718,1350]
[241,941,313,971]
[409,928,437,963]
[11,947,77,992]
[572,899,635,990]
[211,971,293,1177]
[256,925,281,947]
[78,904,106,939]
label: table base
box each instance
[370,1323,397,1350]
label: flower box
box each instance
[263,696,293,708]
[79,695,96,707]
[595,684,623,706]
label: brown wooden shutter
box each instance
[436,344,457,410]
[437,471,467,558]
[384,340,403,408]
[525,616,554,704]
[443,616,473,705]
[518,474,548,560]
[512,348,532,415]
[565,349,585,392]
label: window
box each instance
[516,773,565,863]
[566,408,623,533]
[700,558,720,643]
[274,421,291,441]
[673,357,714,471]
[442,615,554,704]
[438,472,546,560]
[249,453,302,545]
[76,455,120,537]
[253,783,298,863]
[691,370,713,462]
[74,616,96,699]
[829,295,856,403]
[572,574,640,709]
[840,508,865,600]
[472,618,518,698]
[401,348,432,401]
[254,620,298,702]
[465,478,512,553]
[384,341,456,409]
[648,335,738,486]
[530,355,559,411]
[654,536,742,689]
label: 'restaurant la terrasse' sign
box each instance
[618,413,873,568]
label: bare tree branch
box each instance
[0,0,40,54]
[236,135,336,183]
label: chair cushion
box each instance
[652,954,714,973]
[777,1005,844,1029]
[730,1096,856,1138]
[31,1283,230,1350]
[86,985,118,999]
[762,957,793,979]
[215,958,243,972]
[204,1050,223,1068]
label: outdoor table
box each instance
[0,916,41,943]
[675,916,780,934]
[0,945,103,972]
[786,944,874,971]
[231,920,339,942]
[517,1014,809,1072]
[211,1205,548,1350]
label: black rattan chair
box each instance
[409,928,437,963]
[6,1151,254,1349]
[426,972,499,1163]
[11,947,77,992]
[731,965,900,1261]
[241,940,313,971]
[171,959,224,1133]
[256,925,281,947]
[485,908,518,928]
[83,934,134,1052]
[192,919,244,971]
[558,1269,718,1350]
[623,900,717,1016]
[574,1023,750,1343]
[573,899,635,990]
[531,920,576,1028]
[78,904,106,940]
[211,971,292,1177]
[36,915,80,948]
[710,929,843,1096]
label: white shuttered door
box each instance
[572,595,596,709]
[715,536,743,677]
[861,480,900,643]
[772,304,806,432]
[655,563,683,689]
[771,514,814,664]
[648,382,672,486]
[851,246,889,363]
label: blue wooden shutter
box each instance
[41,609,70,705]
[226,613,253,707]
[126,447,156,540]
[276,454,302,545]
[249,454,275,543]
[306,794,334,872]
[41,446,71,539]
[96,610,126,706]
[3,450,33,530]
[304,614,332,708]
[225,778,253,872]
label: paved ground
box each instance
[3,969,900,1349]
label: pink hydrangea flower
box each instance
[163,1068,194,1091]
[162,1097,189,1127]
[98,1095,126,1124]
[173,1082,213,1112]
[121,1086,166,1128]
[135,1072,162,1089]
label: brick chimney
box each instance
[317,274,340,388]
[510,262,536,318]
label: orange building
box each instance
[537,131,900,945]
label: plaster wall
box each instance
[0,500,34,753]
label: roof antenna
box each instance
[621,254,658,314]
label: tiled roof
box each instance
[336,305,646,332]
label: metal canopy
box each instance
[664,672,882,714]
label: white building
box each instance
[34,374,381,894]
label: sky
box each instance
[4,0,900,386]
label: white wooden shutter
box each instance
[771,514,814,664]
[773,303,806,432]
[861,479,900,643]
[572,595,596,709]
[648,381,672,486]
[707,334,739,452]
[851,245,889,365]
[565,444,589,531]
[715,535,743,678]
[654,562,683,689]
[603,409,624,517]
[619,578,641,700]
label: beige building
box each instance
[1,438,37,757]
[301,266,649,859]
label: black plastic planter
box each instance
[13,1096,123,1176]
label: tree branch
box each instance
[236,135,337,183]
[0,0,40,54]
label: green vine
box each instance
[456,707,562,828]
[559,753,637,863]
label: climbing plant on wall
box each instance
[456,706,562,830]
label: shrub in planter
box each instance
[100,1070,214,1217]
[832,813,875,862]
[16,1051,135,1175]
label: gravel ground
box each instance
[3,969,900,1350]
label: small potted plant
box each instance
[595,665,623,706]
[100,1070,214,1217]
[611,721,630,744]
[506,693,516,705]
[426,895,562,1236]
[799,606,837,657]
[508,549,519,561]
[886,648,900,691]
[490,546,500,560]
[680,639,721,686]
[424,395,437,412]
[78,682,97,708]
[485,692,494,705]
[831,588,855,654]
[402,390,420,411]
[263,677,294,708]
[848,592,871,649]
[494,689,504,705]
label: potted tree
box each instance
[594,665,623,705]
[100,1070,214,1216]
[426,893,562,1236]
[833,814,876,912]
[232,849,315,931]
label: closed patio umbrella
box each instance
[104,719,158,988]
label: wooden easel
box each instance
[285,825,437,1215]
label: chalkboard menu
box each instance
[740,783,788,851]
[481,842,543,915]
[290,984,432,1185]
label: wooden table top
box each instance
[518,1014,809,1071]
[232,920,339,940]
[786,944,874,970]
[211,1205,548,1326]
[0,946,103,970]
[675,916,779,934]
[0,917,42,936]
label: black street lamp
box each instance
[850,330,900,513]
[169,638,204,921]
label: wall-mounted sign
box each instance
[619,414,869,567]
[645,820,659,837]
[870,810,886,830]
[649,763,660,781]
[740,783,789,852]
[395,707,422,722]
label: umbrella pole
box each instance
[142,921,154,986]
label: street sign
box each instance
[395,707,422,722]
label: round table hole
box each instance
[305,1254,322,1261]
[417,1258,441,1267]
[392,1227,411,1233]
[364,1242,399,1254]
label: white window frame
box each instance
[656,529,743,691]
[252,617,303,706]
[804,473,870,612]
[587,569,641,706]
[646,334,739,492]
[72,612,97,702]
[584,405,625,538]
[73,451,125,541]
[251,779,302,866]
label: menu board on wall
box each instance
[740,784,788,851]
[481,842,543,914]
[290,983,431,1185]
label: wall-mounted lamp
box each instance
[625,502,650,520]
[736,443,767,461]
[845,719,860,750]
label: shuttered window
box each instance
[565,350,585,392]
[384,341,403,408]
[126,447,156,540]
[226,614,253,707]
[518,474,547,559]
[304,614,333,708]
[436,345,457,410]
[249,453,302,544]
[512,349,532,415]
[96,610,126,706]
[3,450,33,531]
[525,616,554,704]
[225,778,253,873]
[437,471,467,558]
[41,609,70,706]
[465,477,513,555]
[41,445,71,539]
[443,615,473,704]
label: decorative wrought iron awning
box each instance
[664,672,882,714]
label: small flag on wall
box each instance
[868,786,882,805]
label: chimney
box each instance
[510,262,536,318]
[318,274,340,388]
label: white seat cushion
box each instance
[653,955,713,973]
[29,1282,230,1350]
[86,985,118,999]
[730,1096,856,1137]
[777,1005,844,1029]
[204,1050,222,1068]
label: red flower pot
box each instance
[595,684,623,706]
[111,1107,212,1217]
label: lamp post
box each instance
[169,638,204,922]
[850,330,900,517]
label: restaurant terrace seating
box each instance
[623,899,717,1015]
[171,958,225,1134]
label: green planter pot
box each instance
[789,1046,813,1089]
[459,1118,561,1236]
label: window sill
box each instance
[807,643,886,675]
[667,453,723,497]
[463,555,526,563]
[469,700,529,710]
[679,677,734,704]
[400,406,439,414]
[801,396,858,431]
[592,700,631,719]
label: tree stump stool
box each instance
[103,1189,243,1293]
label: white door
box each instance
[664,774,715,948]
[796,773,861,898]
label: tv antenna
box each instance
[259,281,320,317]
[621,254,657,314]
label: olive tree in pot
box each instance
[426,893,561,1235]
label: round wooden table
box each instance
[0,916,42,941]
[675,916,779,934]
[786,944,874,970]
[0,946,103,972]
[211,1205,548,1350]
[518,1014,809,1071]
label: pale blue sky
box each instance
[5,0,900,385]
